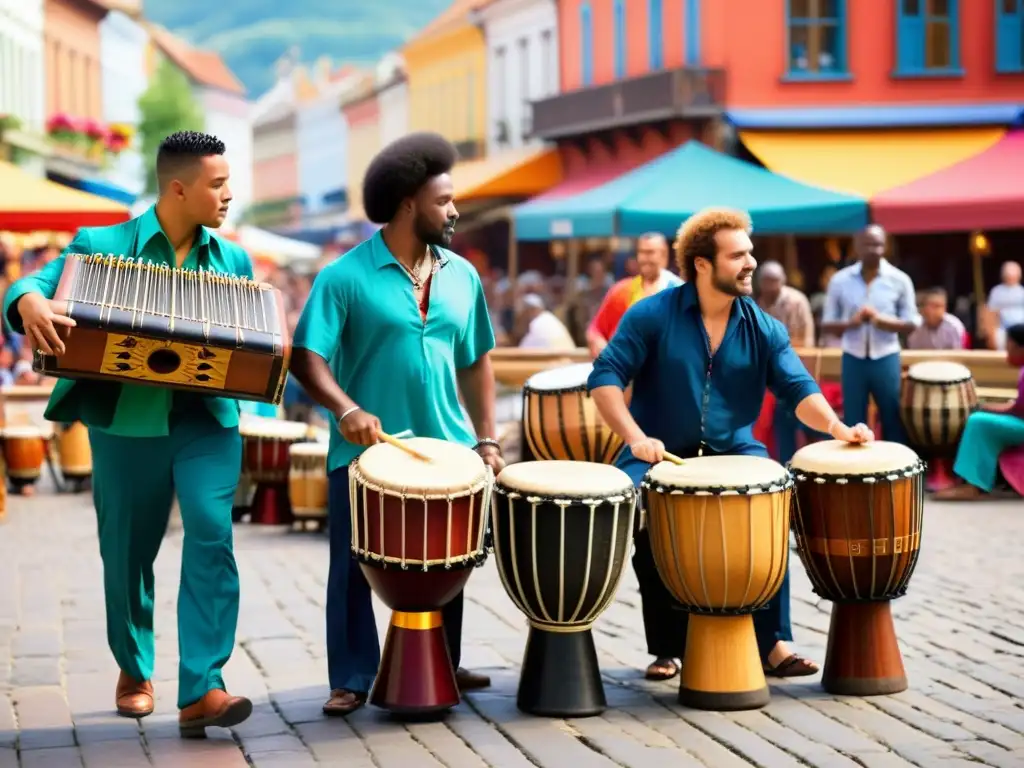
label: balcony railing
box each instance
[530,67,726,140]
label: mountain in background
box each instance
[142,0,451,98]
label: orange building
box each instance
[44,0,109,121]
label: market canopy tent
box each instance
[871,131,1024,234]
[513,141,867,240]
[0,161,131,231]
[618,141,867,235]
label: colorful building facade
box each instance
[99,9,148,200]
[403,0,488,161]
[0,0,48,173]
[342,82,381,222]
[43,0,106,122]
[376,52,409,149]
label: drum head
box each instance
[356,437,486,494]
[907,361,972,384]
[496,460,632,497]
[239,416,309,440]
[1,424,52,439]
[290,442,328,457]
[789,439,920,477]
[524,362,593,392]
[647,455,789,493]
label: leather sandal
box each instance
[764,654,819,678]
[322,689,366,717]
[645,658,680,681]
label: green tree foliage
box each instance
[137,57,205,194]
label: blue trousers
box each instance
[840,352,907,444]
[953,411,1024,492]
[326,467,465,693]
[90,412,241,709]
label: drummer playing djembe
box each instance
[289,132,505,717]
[588,207,874,679]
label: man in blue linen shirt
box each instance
[588,208,873,679]
[288,133,504,716]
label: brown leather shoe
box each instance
[455,667,491,691]
[178,688,253,739]
[115,671,154,718]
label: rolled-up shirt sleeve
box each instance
[587,301,655,392]
[896,274,922,327]
[766,317,821,410]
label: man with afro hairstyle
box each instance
[4,131,254,736]
[588,208,874,690]
[290,132,504,716]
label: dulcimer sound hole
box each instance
[147,348,182,375]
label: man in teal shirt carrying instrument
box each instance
[3,131,253,736]
[289,132,505,716]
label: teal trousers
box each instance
[953,411,1024,492]
[89,411,242,709]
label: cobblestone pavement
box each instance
[1,473,1023,768]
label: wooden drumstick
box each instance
[376,430,433,462]
[663,451,685,465]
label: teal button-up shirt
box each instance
[293,231,495,473]
[2,206,255,436]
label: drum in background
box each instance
[2,423,54,495]
[56,422,92,492]
[350,437,491,716]
[642,456,792,711]
[492,461,635,717]
[288,442,328,531]
[522,363,623,463]
[789,440,925,696]
[900,361,977,456]
[238,417,312,525]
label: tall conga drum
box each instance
[642,455,791,711]
[56,421,92,492]
[789,440,925,696]
[350,437,491,716]
[288,441,328,531]
[491,460,635,717]
[239,417,311,525]
[2,424,53,496]
[900,361,976,490]
[522,363,623,463]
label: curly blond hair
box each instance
[673,208,753,280]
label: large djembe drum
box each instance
[56,421,92,492]
[899,361,976,489]
[288,441,328,532]
[491,460,635,717]
[789,440,925,696]
[521,363,623,463]
[642,455,792,711]
[2,423,54,496]
[239,417,311,525]
[350,437,491,716]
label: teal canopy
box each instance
[513,141,868,241]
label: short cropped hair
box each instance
[921,286,948,302]
[673,208,752,280]
[156,131,226,190]
[1007,323,1024,348]
[362,132,458,224]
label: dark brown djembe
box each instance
[789,440,925,696]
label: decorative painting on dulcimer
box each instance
[34,253,291,404]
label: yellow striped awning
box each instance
[453,147,563,202]
[739,128,1006,198]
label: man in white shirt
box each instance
[820,225,920,444]
[517,293,575,350]
[986,261,1024,351]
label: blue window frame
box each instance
[895,0,962,76]
[996,0,1024,72]
[649,0,663,70]
[786,0,848,79]
[581,2,593,86]
[614,0,626,78]
[685,0,701,65]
